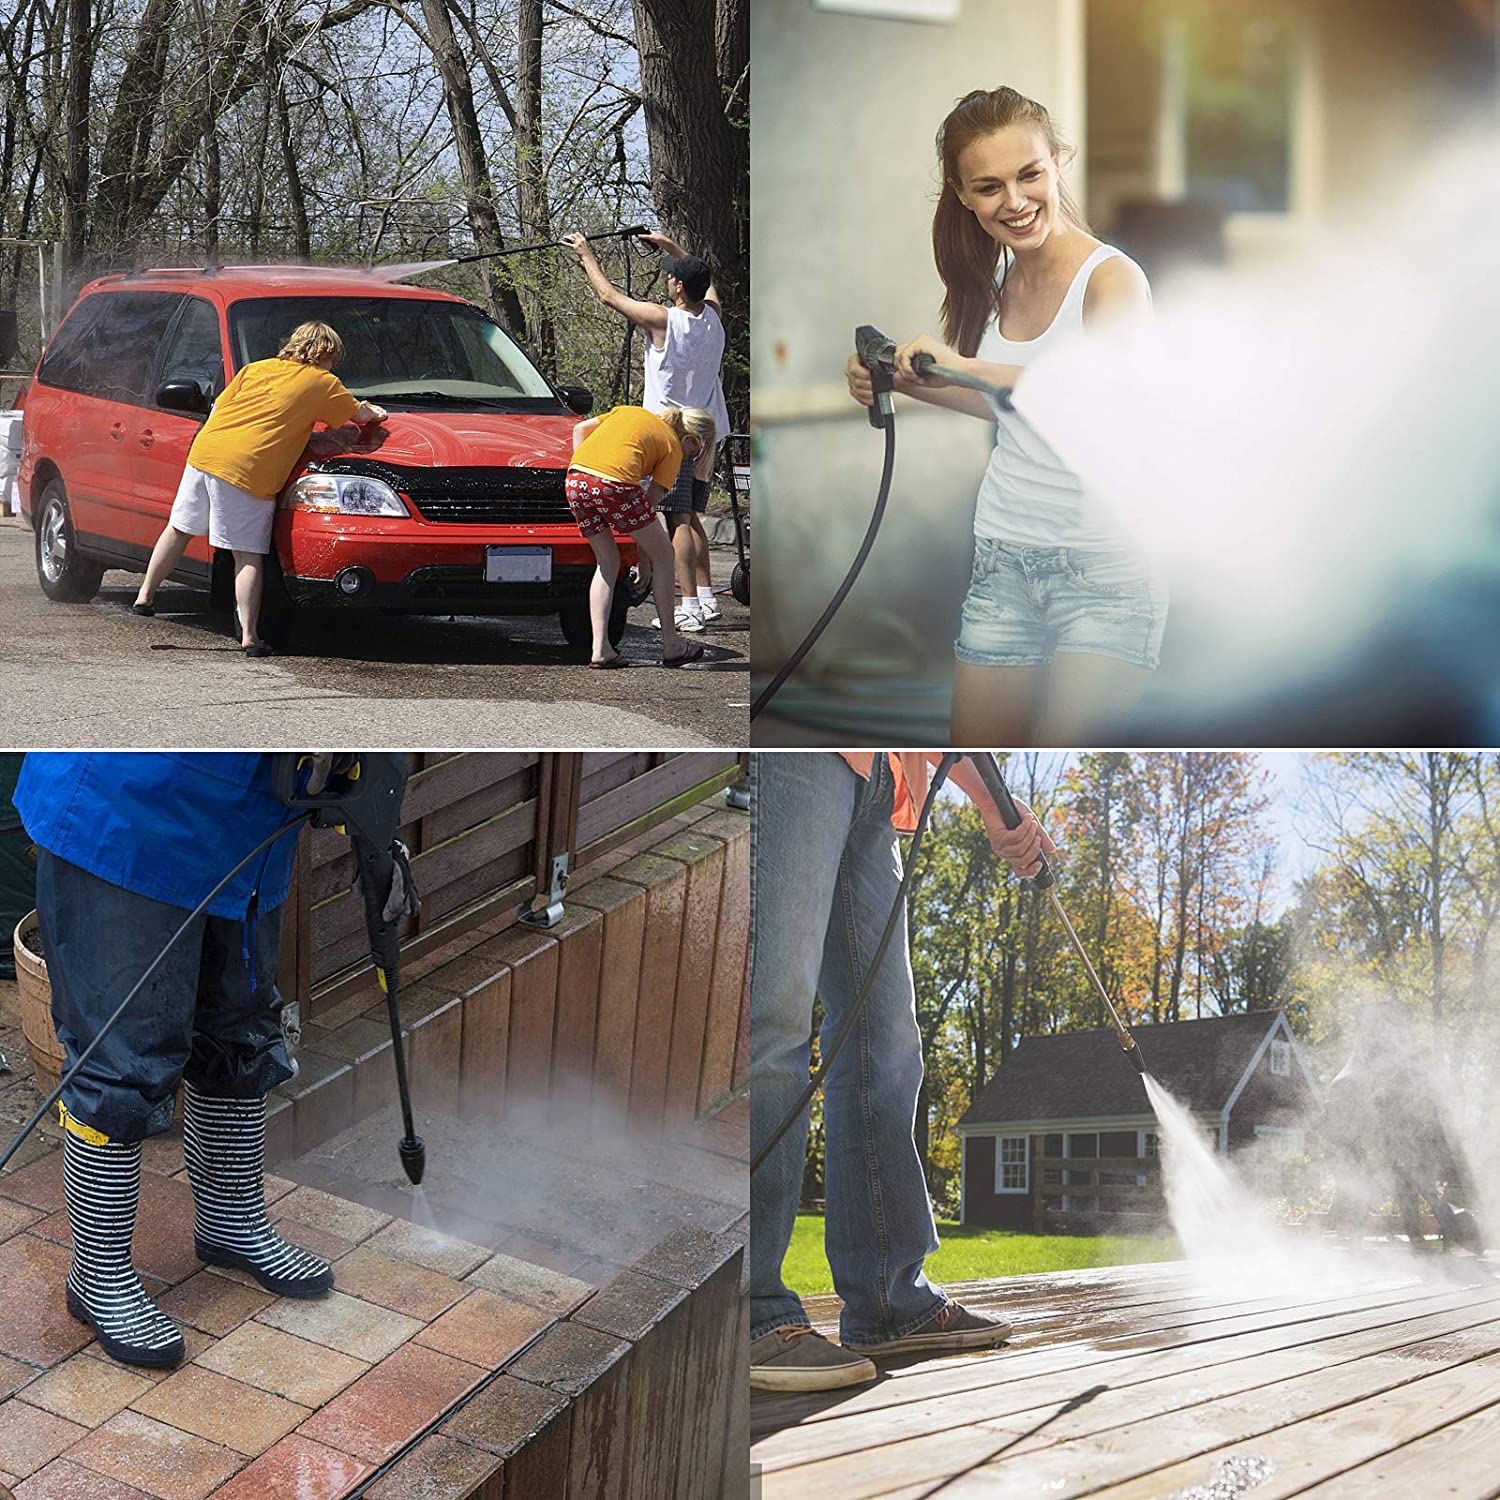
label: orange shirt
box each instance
[188,358,361,499]
[838,754,932,833]
[570,405,683,490]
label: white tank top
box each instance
[643,304,731,447]
[972,243,1138,549]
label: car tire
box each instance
[34,479,106,603]
[557,582,629,656]
[731,560,749,606]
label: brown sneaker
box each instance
[749,1325,878,1392]
[841,1301,1012,1359]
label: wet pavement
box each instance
[0,518,749,747]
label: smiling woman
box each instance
[843,85,1162,747]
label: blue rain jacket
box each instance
[13,753,302,921]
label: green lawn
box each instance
[782,1212,1179,1296]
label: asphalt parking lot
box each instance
[0,518,749,747]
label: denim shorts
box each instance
[954,536,1168,670]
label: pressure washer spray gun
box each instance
[273,754,426,1184]
[966,752,1147,1077]
[855,325,1017,418]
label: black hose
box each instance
[0,814,313,1172]
[750,415,897,721]
[750,754,957,1175]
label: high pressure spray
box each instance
[271,755,425,1185]
[751,752,1144,1176]
[750,328,1017,721]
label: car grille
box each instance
[319,460,574,525]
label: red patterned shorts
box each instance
[565,469,657,538]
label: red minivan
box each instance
[17,265,638,650]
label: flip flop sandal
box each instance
[662,641,705,668]
[589,655,629,669]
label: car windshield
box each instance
[228,295,559,408]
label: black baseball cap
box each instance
[661,253,712,300]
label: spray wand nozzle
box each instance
[398,1136,426,1186]
[965,753,1148,1077]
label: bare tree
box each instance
[630,0,747,422]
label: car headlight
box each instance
[286,474,407,517]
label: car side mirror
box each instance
[556,383,593,416]
[157,379,211,415]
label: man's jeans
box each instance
[750,753,944,1345]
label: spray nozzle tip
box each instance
[1125,1044,1147,1076]
[398,1136,426,1185]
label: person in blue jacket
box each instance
[13,752,335,1368]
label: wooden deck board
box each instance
[751,1258,1500,1499]
[752,1274,1458,1437]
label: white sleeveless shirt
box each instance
[643,303,731,447]
[972,243,1140,549]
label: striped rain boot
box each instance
[62,1125,186,1367]
[182,1082,333,1297]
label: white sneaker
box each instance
[698,600,723,623]
[652,607,705,632]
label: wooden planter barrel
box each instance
[13,910,64,1100]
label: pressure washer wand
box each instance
[453,224,650,263]
[414,225,650,269]
[272,756,425,1184]
[350,829,424,1184]
[965,753,1147,1075]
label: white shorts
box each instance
[168,465,276,554]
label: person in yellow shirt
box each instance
[132,322,386,657]
[567,402,716,668]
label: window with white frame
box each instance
[995,1136,1029,1194]
[1254,1124,1305,1155]
[1270,1038,1291,1077]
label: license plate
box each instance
[485,546,551,583]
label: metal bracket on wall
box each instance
[280,999,303,1058]
[518,853,569,929]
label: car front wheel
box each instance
[34,480,106,603]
